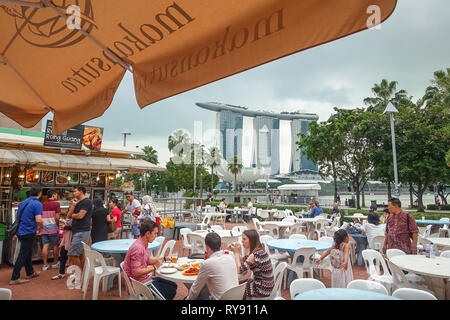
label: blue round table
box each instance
[416,219,450,225]
[267,239,331,252]
[294,288,400,300]
[91,239,161,253]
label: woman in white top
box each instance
[361,212,385,249]
[139,195,158,223]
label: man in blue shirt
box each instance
[311,201,324,218]
[10,185,43,285]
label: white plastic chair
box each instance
[197,213,212,230]
[285,209,294,217]
[271,261,287,299]
[152,236,166,258]
[385,249,405,260]
[440,250,450,258]
[220,283,246,300]
[257,210,269,220]
[131,278,155,300]
[120,261,137,299]
[361,249,393,294]
[81,242,100,300]
[180,228,193,256]
[387,260,429,292]
[289,278,325,299]
[232,225,248,233]
[158,239,176,258]
[313,218,329,239]
[262,223,280,239]
[274,296,286,300]
[392,288,437,300]
[347,279,389,295]
[252,218,269,235]
[370,235,385,251]
[289,234,307,240]
[210,225,223,231]
[438,218,449,237]
[285,247,316,289]
[315,237,334,276]
[90,250,122,300]
[187,233,206,254]
[260,234,289,267]
[288,223,306,236]
[0,288,12,300]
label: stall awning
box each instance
[0,148,165,172]
[277,184,321,191]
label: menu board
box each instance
[55,172,69,185]
[80,172,90,185]
[41,171,55,186]
[68,172,79,185]
[26,169,40,184]
[90,173,98,186]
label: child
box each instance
[316,229,353,288]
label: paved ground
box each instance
[0,222,369,300]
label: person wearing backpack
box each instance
[9,185,44,285]
[316,229,353,288]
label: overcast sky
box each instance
[43,0,450,172]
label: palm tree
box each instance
[136,145,158,164]
[168,129,191,160]
[206,146,221,194]
[227,156,243,200]
[363,79,409,112]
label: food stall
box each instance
[0,129,164,264]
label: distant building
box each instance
[0,114,42,132]
[196,102,319,175]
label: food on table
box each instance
[182,267,199,276]
[191,263,201,269]
[83,127,103,150]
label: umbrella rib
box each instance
[41,0,132,72]
[0,53,53,113]
[0,0,44,8]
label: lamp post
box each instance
[122,129,131,147]
[383,102,400,197]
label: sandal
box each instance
[26,271,40,279]
[51,273,66,280]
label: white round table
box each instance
[294,288,399,300]
[156,257,204,284]
[427,237,450,248]
[297,218,332,239]
[390,255,450,300]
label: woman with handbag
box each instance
[91,198,111,244]
[108,198,122,239]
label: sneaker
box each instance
[42,265,49,271]
[51,273,66,280]
[51,262,60,269]
[9,279,30,285]
[26,271,40,279]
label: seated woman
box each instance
[228,230,274,299]
[361,212,386,249]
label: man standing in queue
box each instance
[67,186,93,270]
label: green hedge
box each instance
[427,204,450,210]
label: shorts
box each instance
[68,231,91,256]
[41,233,59,245]
[131,225,140,236]
[108,227,122,239]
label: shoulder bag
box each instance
[7,198,34,237]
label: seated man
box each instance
[311,201,324,218]
[186,232,238,300]
[328,202,340,220]
[242,198,253,223]
[123,220,177,299]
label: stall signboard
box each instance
[44,120,84,149]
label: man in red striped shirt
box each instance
[41,190,60,270]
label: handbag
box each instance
[107,219,117,233]
[7,198,34,237]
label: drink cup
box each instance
[171,251,178,264]
[422,216,425,221]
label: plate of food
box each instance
[176,263,190,271]
[191,263,201,269]
[41,171,54,184]
[182,267,200,276]
[56,172,68,184]
[159,267,178,274]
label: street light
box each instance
[121,129,131,147]
[383,102,400,197]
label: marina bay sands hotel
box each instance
[196,102,319,176]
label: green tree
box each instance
[363,79,410,113]
[227,156,243,200]
[297,115,344,202]
[205,146,222,195]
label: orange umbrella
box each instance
[0,0,397,134]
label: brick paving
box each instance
[0,222,369,300]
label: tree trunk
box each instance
[333,177,338,203]
[416,183,426,212]
[211,166,214,196]
[234,173,237,201]
[409,183,414,208]
[362,189,365,208]
[199,172,203,199]
[354,181,361,209]
[387,182,392,201]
